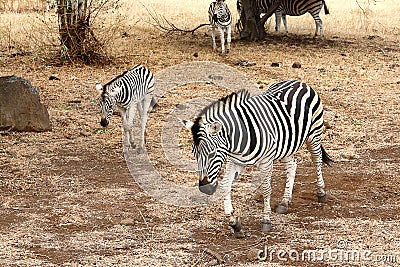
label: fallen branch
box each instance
[0,125,13,135]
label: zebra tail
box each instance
[323,1,330,15]
[321,145,334,166]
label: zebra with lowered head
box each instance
[208,0,232,56]
[96,65,154,153]
[181,80,332,236]
[238,0,329,37]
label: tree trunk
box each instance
[238,0,283,40]
[239,0,261,40]
[57,0,97,62]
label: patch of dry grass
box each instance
[0,0,399,54]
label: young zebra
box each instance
[208,0,232,56]
[251,0,329,37]
[181,80,332,235]
[96,65,154,153]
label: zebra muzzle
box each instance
[199,179,218,195]
[100,118,109,127]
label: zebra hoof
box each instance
[276,203,288,214]
[233,231,245,239]
[261,221,272,232]
[229,217,242,233]
[317,193,327,203]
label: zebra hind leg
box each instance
[307,139,327,203]
[220,159,245,238]
[274,11,282,34]
[136,95,152,154]
[226,25,231,54]
[276,155,297,214]
[313,15,323,38]
[282,15,288,35]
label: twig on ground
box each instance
[203,247,225,265]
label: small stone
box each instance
[324,121,332,129]
[292,62,301,68]
[193,52,198,57]
[271,62,280,67]
[49,75,60,81]
[120,218,135,226]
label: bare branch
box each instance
[141,2,209,35]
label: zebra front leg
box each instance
[136,95,152,154]
[218,27,226,56]
[211,26,217,52]
[220,159,244,238]
[307,139,327,203]
[122,105,137,150]
[276,155,297,214]
[259,158,274,232]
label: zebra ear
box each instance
[109,86,122,96]
[207,121,222,135]
[95,83,103,94]
[179,118,194,130]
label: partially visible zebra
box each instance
[181,80,332,235]
[208,0,232,56]
[238,0,329,37]
[96,65,154,153]
[45,0,57,12]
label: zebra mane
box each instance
[191,89,250,145]
[202,89,250,117]
[103,64,142,88]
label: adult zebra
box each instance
[96,65,154,153]
[239,0,329,37]
[181,80,332,235]
[208,0,232,56]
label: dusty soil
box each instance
[1,29,399,266]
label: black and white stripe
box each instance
[182,80,331,233]
[247,0,329,37]
[96,65,154,153]
[208,0,232,56]
[45,0,57,12]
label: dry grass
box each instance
[0,0,399,55]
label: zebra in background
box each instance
[266,0,329,37]
[96,65,155,153]
[238,0,329,37]
[45,0,57,12]
[181,80,332,235]
[208,0,232,56]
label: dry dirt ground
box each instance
[1,28,400,266]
